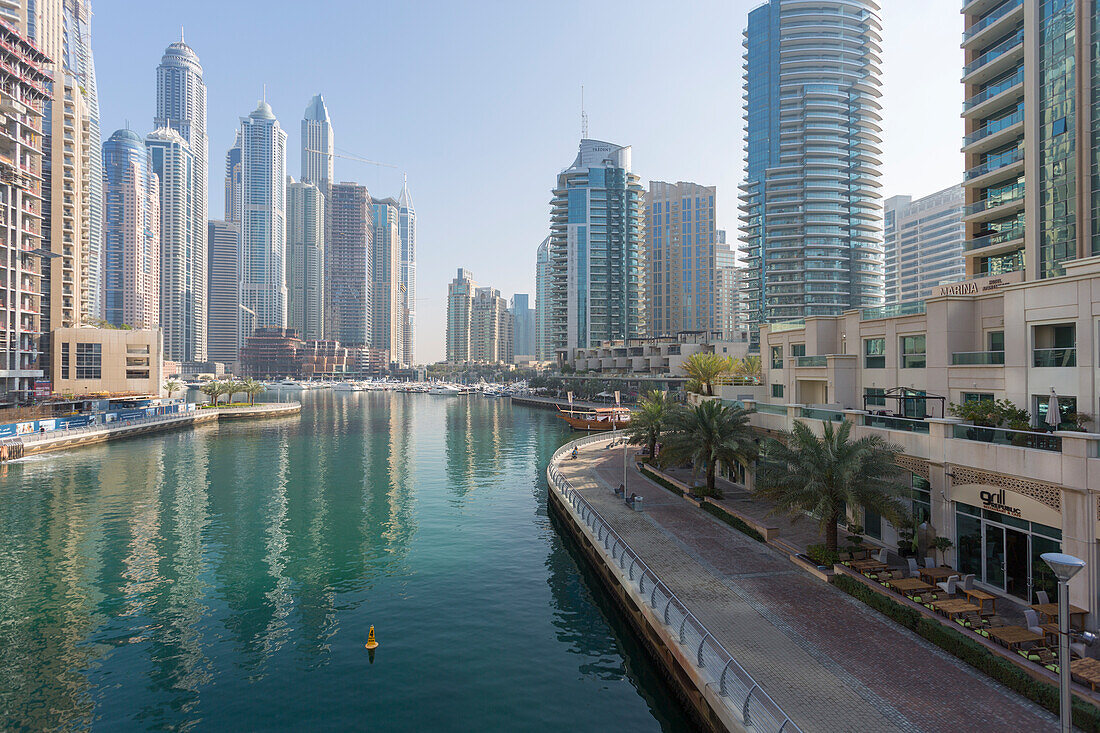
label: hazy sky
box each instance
[93,0,963,363]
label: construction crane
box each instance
[304,147,400,172]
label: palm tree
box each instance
[244,378,266,406]
[163,379,184,399]
[199,382,219,406]
[658,400,757,497]
[754,420,910,554]
[682,352,733,396]
[625,390,672,458]
[732,355,762,383]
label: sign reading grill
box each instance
[980,488,1022,518]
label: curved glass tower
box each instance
[739,0,884,338]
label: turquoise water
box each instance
[0,391,690,731]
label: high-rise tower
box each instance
[738,0,884,338]
[326,182,372,346]
[535,236,551,360]
[398,177,416,364]
[287,177,325,340]
[225,131,242,224]
[547,139,645,350]
[238,100,288,342]
[103,129,160,330]
[301,94,333,189]
[446,268,475,363]
[207,220,240,366]
[372,196,403,364]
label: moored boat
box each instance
[556,406,631,431]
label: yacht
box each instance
[333,381,364,392]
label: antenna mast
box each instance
[581,85,588,139]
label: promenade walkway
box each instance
[560,438,1057,732]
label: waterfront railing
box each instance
[548,436,802,733]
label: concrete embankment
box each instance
[8,402,302,458]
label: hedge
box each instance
[638,464,684,497]
[700,501,765,543]
[832,573,1100,730]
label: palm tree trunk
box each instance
[825,508,840,553]
[706,460,716,496]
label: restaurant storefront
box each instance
[953,484,1061,604]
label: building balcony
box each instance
[962,110,1023,154]
[964,226,1024,253]
[962,30,1024,84]
[964,149,1024,187]
[952,423,1061,452]
[962,0,1023,49]
[1032,347,1075,368]
[963,70,1024,118]
[963,193,1024,223]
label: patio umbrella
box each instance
[1046,389,1061,428]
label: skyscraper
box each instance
[446,268,475,363]
[30,0,101,368]
[739,0,884,336]
[548,139,645,351]
[147,127,203,362]
[715,230,742,340]
[102,129,160,330]
[510,293,534,361]
[884,187,965,305]
[238,100,288,342]
[471,287,511,363]
[301,94,333,189]
[287,177,325,341]
[225,131,242,223]
[398,177,416,364]
[961,0,1097,282]
[535,236,550,360]
[0,23,50,401]
[646,181,718,336]
[156,35,208,337]
[207,220,240,366]
[326,182,372,346]
[372,196,403,364]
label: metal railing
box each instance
[863,414,931,434]
[802,407,845,423]
[548,436,801,733]
[1032,347,1076,368]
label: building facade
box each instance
[471,286,512,364]
[326,182,372,346]
[0,22,49,402]
[559,330,748,376]
[715,230,744,340]
[884,187,965,305]
[50,327,164,397]
[238,100,288,342]
[155,36,207,348]
[147,127,203,362]
[206,220,239,367]
[301,94,333,189]
[510,293,534,360]
[646,181,718,336]
[548,139,645,351]
[739,0,885,337]
[286,178,325,340]
[446,268,474,363]
[102,129,159,330]
[398,177,416,364]
[535,236,550,360]
[224,131,241,224]
[371,196,403,365]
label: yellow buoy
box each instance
[365,625,379,650]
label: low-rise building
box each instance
[733,258,1100,623]
[49,327,164,397]
[557,331,749,376]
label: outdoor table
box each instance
[962,588,997,615]
[850,560,888,574]
[1072,658,1100,691]
[918,567,958,583]
[891,578,935,595]
[930,599,980,619]
[988,625,1045,651]
[1031,603,1088,630]
[1040,623,1061,646]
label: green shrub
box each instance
[806,543,841,568]
[700,501,765,543]
[832,574,1100,730]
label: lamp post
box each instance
[1041,552,1086,733]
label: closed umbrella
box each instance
[1046,389,1061,429]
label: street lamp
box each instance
[1042,552,1086,733]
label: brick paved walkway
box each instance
[561,439,1057,733]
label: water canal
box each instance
[0,391,692,731]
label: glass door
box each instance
[1004,528,1030,599]
[984,523,1005,590]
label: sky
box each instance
[93,0,964,363]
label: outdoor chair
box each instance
[924,556,936,569]
[936,575,959,596]
[1024,609,1044,635]
[961,573,975,591]
[957,611,989,636]
[906,558,921,578]
[1036,590,1050,605]
[875,548,889,564]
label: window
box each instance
[60,342,69,380]
[126,370,149,380]
[865,387,886,407]
[900,335,926,369]
[987,331,1004,352]
[961,392,994,404]
[75,343,101,380]
[771,346,783,369]
[864,338,885,368]
[791,343,806,358]
[772,383,784,399]
[910,474,931,524]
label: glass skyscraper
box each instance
[739,0,884,338]
[534,236,550,360]
[301,94,333,189]
[287,178,325,341]
[398,178,416,364]
[548,139,645,350]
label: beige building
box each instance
[445,268,474,363]
[734,257,1100,624]
[470,286,511,364]
[50,327,164,397]
[559,331,748,377]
